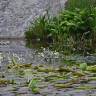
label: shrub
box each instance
[47,8,96,52]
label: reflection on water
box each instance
[0,40,96,96]
[0,40,29,64]
[0,39,62,68]
[0,39,96,70]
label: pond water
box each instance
[0,39,63,65]
[0,39,96,96]
[0,0,96,95]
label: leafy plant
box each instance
[25,15,50,42]
[25,1,96,54]
[28,79,40,94]
[80,63,87,71]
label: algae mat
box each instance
[0,63,96,96]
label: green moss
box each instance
[28,79,40,94]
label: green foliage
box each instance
[12,57,17,65]
[28,79,40,94]
[25,1,96,54]
[80,63,87,71]
[87,65,96,72]
[25,15,49,42]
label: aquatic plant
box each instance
[79,63,87,71]
[1,61,96,95]
[28,79,40,94]
[25,15,50,43]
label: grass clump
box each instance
[28,79,40,94]
[25,15,50,43]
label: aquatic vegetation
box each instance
[87,65,96,72]
[0,79,10,85]
[28,79,40,94]
[79,63,87,71]
[0,79,15,86]
[12,57,17,65]
[0,61,96,95]
[54,76,83,88]
[25,15,50,46]
[0,0,96,95]
[76,85,96,90]
[8,63,32,69]
[0,55,96,95]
